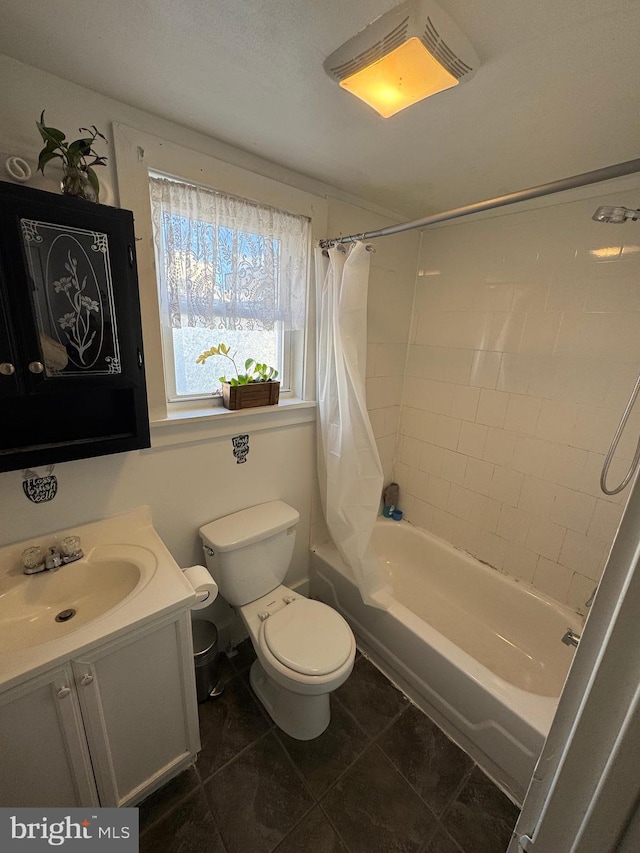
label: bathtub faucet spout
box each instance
[562,629,581,648]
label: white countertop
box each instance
[0,506,196,691]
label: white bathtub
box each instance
[310,517,583,804]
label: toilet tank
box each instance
[199,501,299,606]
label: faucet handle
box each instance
[22,545,46,574]
[61,535,82,561]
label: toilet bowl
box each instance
[242,586,355,739]
[200,501,356,739]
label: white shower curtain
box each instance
[315,242,391,609]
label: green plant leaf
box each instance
[79,125,108,143]
[245,358,254,371]
[85,167,100,201]
[36,111,66,145]
[37,149,62,174]
[67,138,94,160]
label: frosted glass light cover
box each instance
[339,37,458,118]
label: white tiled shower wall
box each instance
[393,188,640,613]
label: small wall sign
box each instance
[232,434,250,464]
[22,465,58,503]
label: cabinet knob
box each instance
[0,362,15,376]
[80,673,94,686]
[56,686,71,699]
[28,361,45,374]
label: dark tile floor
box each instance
[139,643,519,853]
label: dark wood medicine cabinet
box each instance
[0,181,150,474]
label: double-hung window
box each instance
[149,174,310,402]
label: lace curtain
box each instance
[149,175,309,331]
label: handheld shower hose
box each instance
[593,205,640,494]
[600,372,640,495]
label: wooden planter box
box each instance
[222,381,280,411]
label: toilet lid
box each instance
[262,599,353,676]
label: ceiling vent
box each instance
[324,0,479,118]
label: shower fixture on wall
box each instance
[594,202,640,495]
[592,206,640,224]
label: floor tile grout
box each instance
[272,727,327,803]
[139,641,518,853]
[317,799,355,853]
[138,769,232,853]
[197,726,274,786]
[437,763,476,825]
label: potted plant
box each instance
[36,111,108,202]
[196,342,280,410]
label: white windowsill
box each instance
[149,396,317,448]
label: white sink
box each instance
[0,544,157,653]
[0,508,197,691]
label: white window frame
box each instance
[113,124,327,440]
[149,170,305,403]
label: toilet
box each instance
[199,501,356,740]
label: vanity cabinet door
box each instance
[72,613,200,807]
[0,666,98,807]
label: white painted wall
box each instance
[395,186,640,612]
[0,56,419,630]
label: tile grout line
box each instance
[195,772,232,853]
[137,767,201,838]
[372,719,468,826]
[138,768,232,853]
[198,726,274,786]
[317,798,357,853]
[439,762,476,820]
[269,708,374,853]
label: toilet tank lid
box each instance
[199,501,300,552]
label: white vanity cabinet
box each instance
[0,610,200,808]
[0,664,98,807]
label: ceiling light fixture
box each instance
[323,0,479,118]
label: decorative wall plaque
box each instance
[22,465,58,503]
[231,434,250,464]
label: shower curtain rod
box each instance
[319,157,640,248]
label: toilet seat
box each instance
[262,598,353,676]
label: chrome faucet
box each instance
[22,537,83,575]
[44,547,63,571]
[562,629,581,648]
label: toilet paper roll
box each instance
[182,565,219,610]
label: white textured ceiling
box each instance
[1,0,639,218]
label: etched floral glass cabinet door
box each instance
[20,220,122,382]
[0,181,149,473]
[20,219,121,379]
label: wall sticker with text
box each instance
[22,465,58,503]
